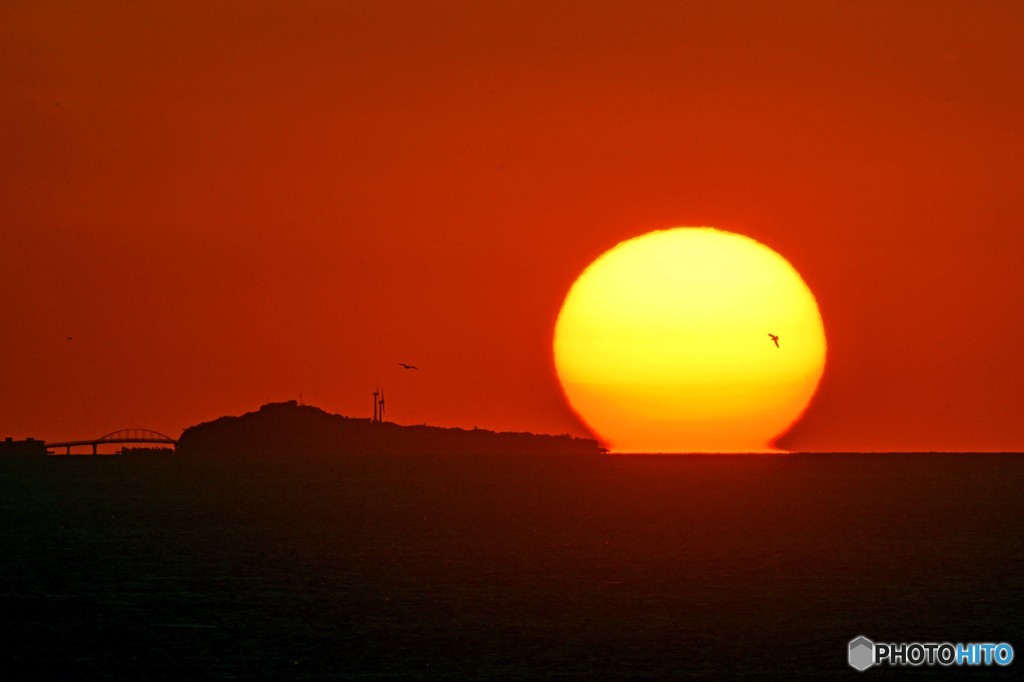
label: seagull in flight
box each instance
[398,363,418,370]
[768,333,780,348]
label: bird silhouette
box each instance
[768,333,780,348]
[66,337,73,341]
[398,363,418,370]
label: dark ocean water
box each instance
[1,453,1021,680]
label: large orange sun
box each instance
[554,227,826,453]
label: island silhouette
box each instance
[176,401,604,459]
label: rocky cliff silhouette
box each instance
[176,401,604,458]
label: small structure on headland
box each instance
[372,389,386,423]
[0,437,48,457]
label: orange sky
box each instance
[3,1,1024,451]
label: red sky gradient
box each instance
[3,1,1023,451]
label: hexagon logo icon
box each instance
[849,636,875,671]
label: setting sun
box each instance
[554,227,827,453]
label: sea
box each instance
[1,453,1021,679]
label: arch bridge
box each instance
[47,428,178,455]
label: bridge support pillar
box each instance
[65,446,70,455]
[91,443,97,456]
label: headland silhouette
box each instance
[176,401,604,459]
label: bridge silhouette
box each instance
[47,428,178,455]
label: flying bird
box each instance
[66,337,73,341]
[398,363,418,370]
[768,333,779,348]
